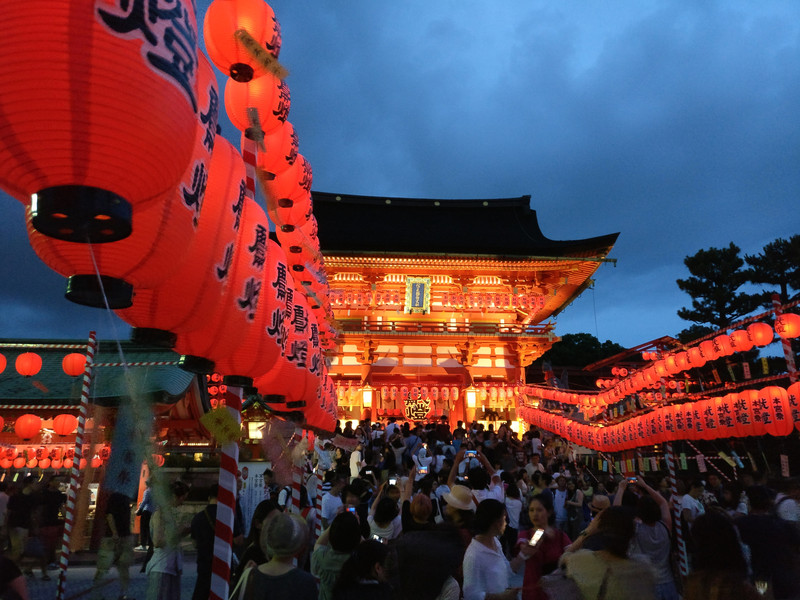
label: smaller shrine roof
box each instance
[0,339,195,409]
[312,192,619,259]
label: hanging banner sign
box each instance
[781,454,790,478]
[697,454,707,473]
[650,457,658,471]
[679,453,688,470]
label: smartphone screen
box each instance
[419,466,428,474]
[465,450,477,458]
[347,506,356,514]
[388,478,398,486]
[529,528,545,546]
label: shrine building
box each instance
[313,192,618,430]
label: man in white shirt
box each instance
[349,443,364,482]
[680,480,705,531]
[524,453,545,478]
[320,474,346,529]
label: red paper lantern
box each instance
[13,457,26,469]
[764,386,793,437]
[15,352,42,377]
[63,458,73,470]
[14,414,42,440]
[79,458,87,470]
[775,313,800,339]
[664,355,680,375]
[734,390,760,437]
[53,414,78,436]
[225,74,290,136]
[0,353,5,374]
[51,459,62,470]
[203,0,282,82]
[789,382,800,432]
[699,340,719,362]
[26,54,218,309]
[713,334,734,357]
[0,458,11,469]
[175,197,269,368]
[91,456,102,469]
[62,353,86,377]
[687,347,706,369]
[0,0,199,242]
[729,329,754,353]
[38,458,51,469]
[747,322,774,347]
[116,136,246,338]
[213,238,284,380]
[256,122,298,176]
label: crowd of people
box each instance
[3,416,800,600]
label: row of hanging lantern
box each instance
[200,0,336,431]
[521,381,800,451]
[0,444,164,471]
[525,317,799,411]
[0,352,86,378]
[0,0,338,431]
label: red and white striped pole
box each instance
[774,294,798,383]
[209,386,242,600]
[665,442,689,577]
[56,332,97,600]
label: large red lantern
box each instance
[0,353,5,374]
[0,0,199,243]
[13,457,26,469]
[62,353,86,377]
[14,414,42,440]
[213,238,284,381]
[714,394,737,439]
[175,198,270,369]
[116,136,245,340]
[225,74,290,136]
[15,353,42,377]
[735,390,761,437]
[713,334,734,357]
[203,0,282,82]
[764,386,793,437]
[747,322,774,347]
[775,313,800,339]
[256,122,298,177]
[53,414,78,436]
[26,54,219,309]
[699,340,719,362]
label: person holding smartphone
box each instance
[514,494,571,600]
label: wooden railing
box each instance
[336,319,554,337]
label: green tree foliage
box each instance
[745,234,800,303]
[676,243,760,331]
[533,332,625,369]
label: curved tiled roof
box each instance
[312,192,618,258]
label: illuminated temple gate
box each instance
[313,192,618,428]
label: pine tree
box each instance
[676,243,760,330]
[745,234,800,303]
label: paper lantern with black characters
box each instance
[203,0,281,82]
[729,329,754,353]
[747,322,774,347]
[763,386,793,437]
[225,73,290,136]
[175,197,269,369]
[256,121,298,176]
[116,136,245,340]
[775,313,800,339]
[789,382,800,431]
[26,54,219,309]
[0,0,199,242]
[734,390,759,438]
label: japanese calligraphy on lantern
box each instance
[97,0,199,110]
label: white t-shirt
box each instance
[554,488,568,521]
[680,494,705,528]
[350,449,363,479]
[321,492,342,525]
[505,497,523,529]
[462,537,512,600]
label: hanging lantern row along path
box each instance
[521,381,800,453]
[526,311,800,409]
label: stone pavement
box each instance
[24,546,199,600]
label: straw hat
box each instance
[443,484,475,511]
